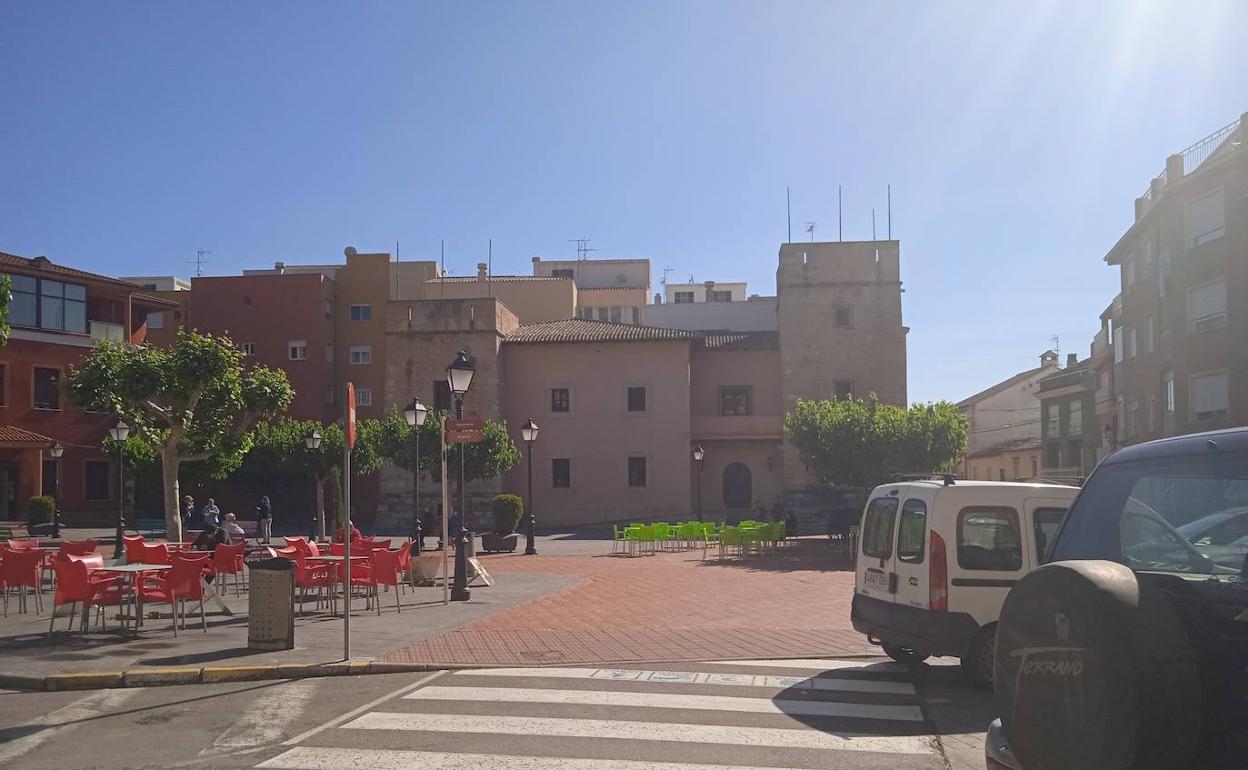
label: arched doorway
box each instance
[722,463,752,509]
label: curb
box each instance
[0,652,885,693]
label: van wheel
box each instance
[882,643,929,664]
[961,624,996,689]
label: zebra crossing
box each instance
[256,658,945,770]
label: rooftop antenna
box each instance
[872,208,877,241]
[838,186,843,242]
[1050,334,1061,360]
[487,238,493,297]
[887,184,892,240]
[440,239,445,297]
[567,237,598,261]
[805,221,817,242]
[187,249,212,277]
[786,186,792,243]
[661,266,674,286]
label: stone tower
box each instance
[776,240,909,492]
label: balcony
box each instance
[692,415,783,441]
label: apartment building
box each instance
[0,252,176,521]
[957,351,1059,481]
[1105,112,1246,445]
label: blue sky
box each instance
[2,1,1245,403]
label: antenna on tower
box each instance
[186,249,212,277]
[872,209,877,241]
[660,266,674,286]
[786,186,792,243]
[567,237,598,261]
[805,222,817,242]
[1050,334,1061,359]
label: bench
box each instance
[0,525,29,541]
[134,518,167,536]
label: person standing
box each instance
[201,498,221,528]
[182,495,195,534]
[257,495,273,544]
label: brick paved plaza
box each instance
[386,537,873,666]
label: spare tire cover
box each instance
[995,560,1201,770]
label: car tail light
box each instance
[930,530,948,612]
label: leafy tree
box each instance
[785,396,968,488]
[0,274,10,348]
[373,405,519,484]
[66,329,293,541]
[240,418,386,538]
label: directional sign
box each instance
[445,417,485,444]
[346,382,357,448]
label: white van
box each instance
[850,478,1080,686]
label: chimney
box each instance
[654,293,663,304]
[477,262,489,280]
[1040,350,1059,368]
[1067,353,1078,369]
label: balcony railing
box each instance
[1141,115,1243,199]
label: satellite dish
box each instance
[344,246,358,257]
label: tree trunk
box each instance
[315,477,326,541]
[161,447,183,542]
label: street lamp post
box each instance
[404,398,429,550]
[305,429,322,539]
[49,442,64,539]
[520,418,540,555]
[692,444,705,522]
[447,351,476,602]
[109,420,130,560]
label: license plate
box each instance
[863,569,889,590]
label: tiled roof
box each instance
[505,318,700,345]
[428,275,566,284]
[699,332,780,351]
[0,426,54,446]
[0,251,146,291]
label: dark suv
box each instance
[988,428,1248,770]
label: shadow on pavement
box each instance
[769,660,935,736]
[694,539,856,572]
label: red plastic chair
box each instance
[58,539,98,557]
[4,539,38,551]
[272,546,300,559]
[367,539,392,551]
[142,542,172,565]
[292,551,334,613]
[283,536,309,551]
[210,542,247,596]
[48,558,124,636]
[123,534,145,564]
[395,541,414,587]
[306,540,322,557]
[1,548,46,615]
[364,549,404,614]
[139,554,210,635]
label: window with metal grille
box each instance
[627,387,646,412]
[551,388,570,413]
[719,386,751,416]
[628,456,647,487]
[552,458,571,488]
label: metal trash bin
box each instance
[247,557,295,651]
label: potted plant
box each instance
[27,495,56,536]
[481,494,523,553]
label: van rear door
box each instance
[857,493,901,621]
[891,491,934,612]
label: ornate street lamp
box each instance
[49,442,64,539]
[109,420,130,560]
[306,429,322,539]
[447,351,475,601]
[520,418,540,555]
[404,398,429,549]
[692,444,706,522]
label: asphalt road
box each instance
[0,658,973,770]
